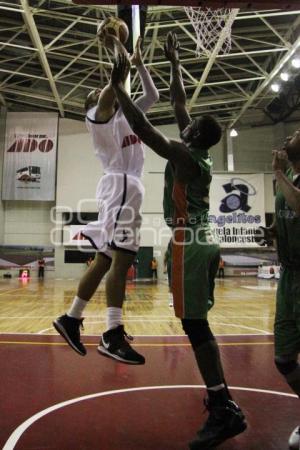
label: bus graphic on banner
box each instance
[16,166,41,182]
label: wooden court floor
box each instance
[0,275,276,336]
[1,276,297,450]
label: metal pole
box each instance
[226,128,235,172]
[124,5,140,95]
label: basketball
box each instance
[97,16,129,46]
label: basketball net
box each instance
[184,7,239,58]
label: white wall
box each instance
[231,121,299,172]
[3,201,54,246]
[233,124,277,172]
[284,121,299,137]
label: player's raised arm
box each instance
[164,32,191,132]
[111,54,197,174]
[92,32,129,122]
[131,37,159,112]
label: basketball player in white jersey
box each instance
[53,35,159,365]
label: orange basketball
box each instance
[97,16,129,46]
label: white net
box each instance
[184,7,239,58]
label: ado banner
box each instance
[2,112,58,201]
[209,174,265,247]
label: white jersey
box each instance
[86,106,145,178]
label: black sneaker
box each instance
[98,325,145,365]
[53,314,86,356]
[189,399,247,449]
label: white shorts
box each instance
[82,173,144,258]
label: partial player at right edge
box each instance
[256,129,300,450]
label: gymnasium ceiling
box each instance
[0,0,300,128]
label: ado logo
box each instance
[7,135,54,153]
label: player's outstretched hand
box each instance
[272,149,288,173]
[164,31,180,63]
[131,36,143,66]
[111,53,131,87]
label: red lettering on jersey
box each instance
[121,134,141,149]
[121,136,129,148]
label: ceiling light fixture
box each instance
[291,58,300,68]
[280,72,289,81]
[271,83,280,93]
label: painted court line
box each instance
[0,340,274,347]
[2,385,296,450]
[215,322,271,335]
[0,332,274,337]
[37,327,53,334]
[0,315,274,322]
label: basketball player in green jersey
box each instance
[111,32,246,450]
[259,131,300,449]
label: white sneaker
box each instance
[289,426,300,449]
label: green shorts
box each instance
[171,226,220,319]
[274,267,300,356]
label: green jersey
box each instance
[163,147,213,228]
[275,168,300,268]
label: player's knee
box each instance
[275,356,298,375]
[111,253,135,275]
[181,318,215,350]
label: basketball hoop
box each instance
[184,7,239,58]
